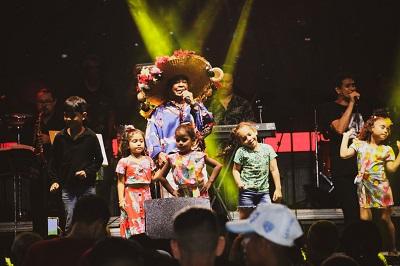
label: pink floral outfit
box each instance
[116,155,155,238]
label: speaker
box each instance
[144,197,210,239]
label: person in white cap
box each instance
[226,203,303,266]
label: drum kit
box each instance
[0,113,34,235]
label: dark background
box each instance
[2,0,400,131]
[2,0,400,205]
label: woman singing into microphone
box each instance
[140,50,217,168]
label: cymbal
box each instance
[3,113,33,127]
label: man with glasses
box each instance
[31,87,64,236]
[34,88,64,156]
[318,74,364,226]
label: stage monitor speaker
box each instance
[144,197,210,239]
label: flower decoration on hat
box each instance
[136,49,224,118]
[384,117,393,127]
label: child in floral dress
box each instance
[116,128,155,238]
[340,116,400,254]
[155,124,222,198]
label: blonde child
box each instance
[155,124,222,198]
[116,127,155,238]
[224,122,282,219]
[340,116,400,254]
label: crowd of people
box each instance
[5,196,395,266]
[1,50,400,265]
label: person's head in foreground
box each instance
[171,207,225,266]
[306,220,339,265]
[321,253,360,266]
[69,195,110,239]
[226,203,304,266]
[82,237,145,266]
[11,232,43,266]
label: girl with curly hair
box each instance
[340,116,400,254]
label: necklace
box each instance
[169,101,188,123]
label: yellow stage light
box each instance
[180,0,222,52]
[127,0,174,58]
[224,0,254,73]
[205,135,238,210]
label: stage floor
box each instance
[1,207,400,236]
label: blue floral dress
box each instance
[145,101,213,159]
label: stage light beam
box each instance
[205,135,238,209]
[223,0,254,72]
[180,0,222,52]
[203,0,255,208]
[127,0,174,58]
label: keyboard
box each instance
[212,123,276,138]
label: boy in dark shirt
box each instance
[48,96,103,232]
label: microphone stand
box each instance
[314,108,320,188]
[256,100,263,123]
[314,108,334,192]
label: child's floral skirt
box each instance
[120,185,151,238]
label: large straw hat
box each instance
[136,50,222,107]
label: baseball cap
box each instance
[226,203,303,247]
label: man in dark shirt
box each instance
[31,87,64,236]
[207,73,255,125]
[318,74,364,225]
[48,96,103,232]
[33,88,65,160]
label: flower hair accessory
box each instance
[135,50,223,118]
[384,117,393,127]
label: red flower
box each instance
[138,74,150,84]
[155,56,169,68]
[213,81,222,89]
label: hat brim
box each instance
[146,54,212,106]
[226,219,255,234]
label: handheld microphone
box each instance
[184,96,193,105]
[354,96,360,105]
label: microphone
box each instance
[255,99,263,123]
[354,96,360,105]
[184,96,192,105]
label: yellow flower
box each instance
[384,117,393,127]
